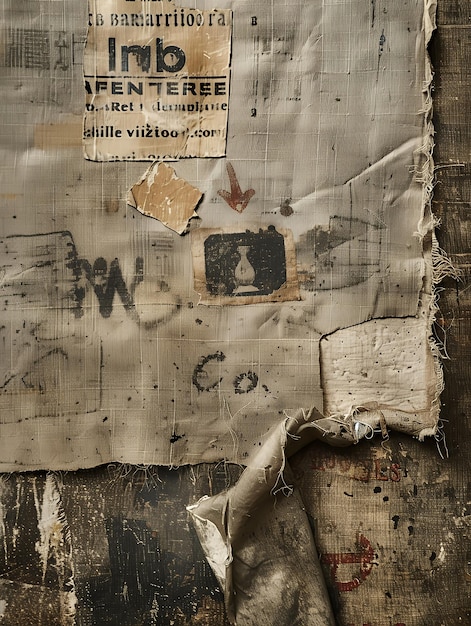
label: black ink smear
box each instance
[170,432,185,444]
[79,257,143,322]
[192,351,226,392]
[233,371,259,394]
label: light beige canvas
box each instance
[0,0,438,470]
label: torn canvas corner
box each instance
[127,162,203,234]
[187,406,422,624]
[187,408,338,626]
[186,387,445,624]
[319,317,442,442]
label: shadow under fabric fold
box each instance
[187,407,358,625]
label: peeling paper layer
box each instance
[128,162,202,234]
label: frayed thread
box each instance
[415,0,458,453]
[106,463,162,489]
[431,229,461,283]
[422,228,460,452]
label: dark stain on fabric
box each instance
[296,216,383,291]
[279,198,294,217]
[77,516,227,625]
[170,431,185,443]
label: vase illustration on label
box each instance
[233,246,259,294]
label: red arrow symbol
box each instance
[321,534,375,592]
[217,162,255,212]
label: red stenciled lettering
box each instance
[355,460,372,482]
[311,454,401,482]
[390,463,401,482]
[374,458,389,481]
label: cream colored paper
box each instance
[83,0,232,160]
[0,0,438,470]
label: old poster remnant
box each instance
[192,226,300,305]
[83,0,232,160]
[128,162,203,234]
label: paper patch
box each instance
[34,118,82,150]
[128,162,203,234]
[83,0,232,161]
[192,226,300,305]
[320,318,437,428]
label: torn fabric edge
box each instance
[414,0,460,446]
[333,0,457,448]
[188,408,340,625]
[187,404,428,623]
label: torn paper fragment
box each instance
[320,318,440,438]
[128,162,202,234]
[83,0,232,161]
[191,226,300,305]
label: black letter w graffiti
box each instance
[78,257,143,322]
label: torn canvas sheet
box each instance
[187,406,396,624]
[0,0,438,470]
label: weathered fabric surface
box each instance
[0,0,437,470]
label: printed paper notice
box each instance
[192,226,300,306]
[84,0,232,161]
